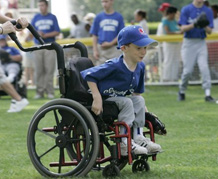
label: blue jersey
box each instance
[2,46,20,56]
[90,11,125,44]
[179,3,213,39]
[80,55,145,97]
[31,13,60,44]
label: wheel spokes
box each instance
[37,128,56,139]
[54,110,62,135]
[58,148,64,173]
[39,144,57,159]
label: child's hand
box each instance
[92,95,103,115]
[93,49,99,60]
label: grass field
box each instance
[0,85,218,179]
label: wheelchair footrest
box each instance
[49,160,78,167]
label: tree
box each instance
[70,0,218,23]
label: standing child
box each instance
[90,0,125,65]
[178,0,215,102]
[134,9,149,34]
[81,25,161,156]
[162,6,181,82]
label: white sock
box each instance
[205,89,211,96]
[120,126,127,144]
[180,90,185,94]
[133,127,143,140]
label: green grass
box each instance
[0,85,218,179]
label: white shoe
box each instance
[7,98,29,113]
[134,135,161,153]
[120,140,148,156]
[34,94,43,99]
[47,94,54,99]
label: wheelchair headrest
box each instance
[65,57,93,104]
[69,57,94,73]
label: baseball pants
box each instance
[179,38,211,92]
[33,49,56,95]
[97,44,122,65]
[106,95,145,128]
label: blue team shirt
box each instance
[179,3,214,39]
[162,19,179,34]
[2,46,20,56]
[80,55,145,97]
[90,11,125,44]
[31,13,60,44]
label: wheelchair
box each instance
[9,22,166,178]
[0,61,27,98]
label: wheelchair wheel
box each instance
[132,160,150,173]
[102,164,120,178]
[27,99,99,177]
[117,158,128,171]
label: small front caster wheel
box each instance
[102,164,120,178]
[132,160,150,173]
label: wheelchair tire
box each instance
[102,164,120,178]
[117,158,128,171]
[132,160,150,173]
[27,98,99,177]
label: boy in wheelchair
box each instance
[81,25,162,156]
[0,34,22,83]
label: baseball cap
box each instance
[158,3,171,12]
[117,25,158,49]
[0,35,7,40]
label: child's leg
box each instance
[128,96,145,139]
[129,96,162,153]
[106,96,135,127]
[106,97,147,155]
[5,63,20,83]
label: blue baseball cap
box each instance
[117,25,158,49]
[0,34,7,40]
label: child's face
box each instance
[101,0,113,11]
[134,14,141,22]
[168,13,176,20]
[122,43,147,63]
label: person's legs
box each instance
[179,39,198,93]
[44,50,56,98]
[4,63,20,83]
[106,96,147,155]
[33,50,45,98]
[197,40,215,102]
[0,65,28,112]
[129,95,161,153]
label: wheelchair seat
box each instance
[64,57,119,125]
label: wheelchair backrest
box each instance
[65,57,93,104]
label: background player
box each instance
[90,0,125,65]
[178,0,216,102]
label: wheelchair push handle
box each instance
[9,20,45,45]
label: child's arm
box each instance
[87,81,103,115]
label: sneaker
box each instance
[134,135,161,153]
[205,96,216,102]
[47,94,54,99]
[34,94,43,99]
[120,140,148,156]
[7,98,29,113]
[178,92,185,101]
